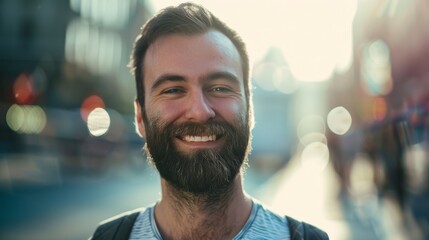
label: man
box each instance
[92,3,328,240]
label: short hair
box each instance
[130,2,252,119]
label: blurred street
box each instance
[0,154,418,240]
[0,165,161,240]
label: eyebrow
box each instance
[203,72,240,85]
[150,71,241,92]
[151,74,186,91]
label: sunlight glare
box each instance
[277,0,357,82]
[148,0,357,82]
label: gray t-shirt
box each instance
[129,201,290,239]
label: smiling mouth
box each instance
[181,134,217,142]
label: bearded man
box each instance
[91,3,328,240]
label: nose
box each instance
[184,90,215,122]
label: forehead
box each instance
[143,30,243,85]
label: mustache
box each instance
[170,121,231,137]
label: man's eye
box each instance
[211,87,231,92]
[162,88,184,94]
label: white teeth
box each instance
[183,135,216,142]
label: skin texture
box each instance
[137,31,245,137]
[134,31,253,239]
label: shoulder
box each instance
[286,215,329,240]
[253,201,329,240]
[239,202,289,239]
[90,208,145,240]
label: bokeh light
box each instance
[6,104,47,134]
[87,108,110,136]
[251,48,300,94]
[404,143,427,191]
[13,73,35,104]
[81,95,105,122]
[361,40,393,96]
[252,62,278,91]
[300,141,330,173]
[252,63,300,94]
[327,106,352,135]
[299,132,327,147]
[273,66,300,94]
[348,154,376,198]
[372,97,387,122]
[297,115,326,145]
[6,104,25,132]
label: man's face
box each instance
[136,31,250,194]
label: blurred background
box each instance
[1,0,428,239]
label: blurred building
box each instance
[0,0,152,184]
[0,0,70,153]
[326,0,429,238]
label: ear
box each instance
[134,100,146,138]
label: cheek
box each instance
[145,101,184,123]
[212,99,247,122]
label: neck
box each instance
[154,173,252,240]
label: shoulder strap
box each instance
[287,215,304,240]
[91,210,141,240]
[286,216,329,240]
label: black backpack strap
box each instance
[287,215,304,240]
[91,209,141,240]
[286,216,329,240]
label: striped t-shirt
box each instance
[129,201,290,239]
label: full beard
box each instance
[143,114,251,196]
